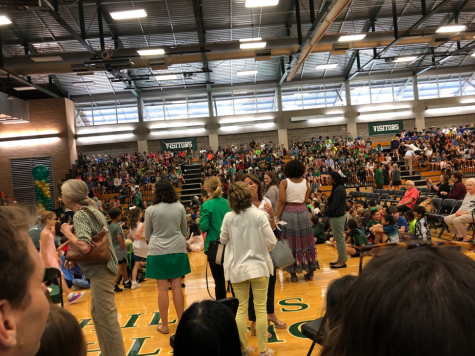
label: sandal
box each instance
[291,276,298,283]
[259,348,275,356]
[156,325,169,334]
[268,316,287,329]
[250,323,272,339]
[243,346,255,356]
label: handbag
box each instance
[207,239,226,265]
[270,228,295,269]
[65,207,111,263]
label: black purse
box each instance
[207,239,226,265]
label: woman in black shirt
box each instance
[426,174,451,198]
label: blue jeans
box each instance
[119,195,126,204]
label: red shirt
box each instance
[401,188,419,209]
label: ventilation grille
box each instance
[10,156,56,208]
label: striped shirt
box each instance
[73,206,118,278]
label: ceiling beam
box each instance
[278,0,333,86]
[445,0,470,24]
[347,0,452,80]
[377,0,452,57]
[191,0,211,94]
[94,0,123,49]
[40,0,97,55]
[344,0,385,80]
[0,68,60,98]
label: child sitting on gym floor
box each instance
[344,219,369,257]
[368,214,399,243]
[414,206,431,241]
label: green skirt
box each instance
[146,253,191,280]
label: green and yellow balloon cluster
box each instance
[35,179,52,210]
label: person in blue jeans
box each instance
[60,255,90,289]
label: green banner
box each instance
[368,120,404,136]
[160,137,197,152]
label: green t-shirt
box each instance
[353,229,369,247]
[133,191,143,206]
[408,219,416,235]
[367,219,380,230]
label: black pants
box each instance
[209,262,228,300]
[397,205,411,213]
[248,270,276,321]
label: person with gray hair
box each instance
[59,179,125,356]
[396,180,419,213]
[444,178,475,242]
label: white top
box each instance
[220,208,276,284]
[130,222,148,258]
[459,192,475,213]
[285,178,307,203]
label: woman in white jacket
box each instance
[220,182,277,356]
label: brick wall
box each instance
[0,98,74,200]
[426,113,475,129]
[288,125,347,145]
[357,119,416,142]
[77,141,139,158]
[218,131,279,148]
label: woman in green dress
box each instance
[144,180,191,335]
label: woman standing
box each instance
[324,171,348,269]
[277,160,319,282]
[60,179,125,356]
[391,163,401,190]
[220,182,276,356]
[144,180,190,334]
[186,146,193,166]
[391,134,400,159]
[199,176,232,299]
[242,174,286,336]
[263,171,280,213]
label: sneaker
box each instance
[325,241,332,246]
[114,284,123,293]
[68,292,85,304]
[131,281,142,290]
[138,275,146,283]
[123,280,131,290]
[72,278,90,289]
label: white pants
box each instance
[444,213,474,238]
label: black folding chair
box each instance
[43,267,63,307]
[426,198,443,230]
[301,318,323,356]
[380,193,390,206]
[373,189,381,195]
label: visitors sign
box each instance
[368,120,404,136]
[160,137,197,151]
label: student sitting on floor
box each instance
[368,214,399,243]
[344,219,370,256]
[401,210,416,241]
[414,206,431,241]
[311,215,327,245]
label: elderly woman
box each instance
[145,180,191,334]
[444,178,475,242]
[60,179,125,356]
[220,182,276,356]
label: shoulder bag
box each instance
[66,207,111,263]
[207,239,226,265]
[270,227,295,269]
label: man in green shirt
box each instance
[373,163,384,189]
[133,189,143,209]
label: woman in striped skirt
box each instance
[277,160,319,282]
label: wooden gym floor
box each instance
[66,229,474,356]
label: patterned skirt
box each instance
[281,205,319,274]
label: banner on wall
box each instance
[160,137,197,151]
[368,120,404,136]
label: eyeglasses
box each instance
[358,241,475,274]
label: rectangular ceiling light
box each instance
[31,56,63,62]
[71,81,95,86]
[0,132,58,143]
[240,42,266,49]
[291,113,344,122]
[155,74,178,81]
[110,9,147,20]
[13,87,37,91]
[239,37,263,42]
[338,34,366,42]
[316,63,338,70]
[76,129,134,138]
[471,53,475,57]
[393,56,418,62]
[237,70,258,76]
[245,0,279,7]
[0,16,12,25]
[137,49,165,56]
[436,25,466,33]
